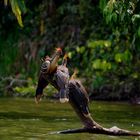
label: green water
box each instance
[0,98,139,140]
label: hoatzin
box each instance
[35,48,102,129]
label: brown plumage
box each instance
[35,49,101,129]
[49,47,62,73]
[55,53,70,103]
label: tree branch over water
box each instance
[57,126,140,136]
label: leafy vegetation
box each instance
[4,0,26,27]
[0,0,140,101]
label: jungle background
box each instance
[0,0,140,103]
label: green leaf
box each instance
[17,0,27,13]
[131,73,139,79]
[99,0,107,10]
[101,60,112,71]
[104,41,111,47]
[88,40,111,48]
[124,50,132,62]
[92,59,101,69]
[107,0,116,12]
[10,0,24,27]
[132,14,140,23]
[107,62,112,69]
[115,53,122,62]
[101,60,108,71]
[112,12,117,22]
[76,46,85,54]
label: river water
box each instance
[0,98,139,140]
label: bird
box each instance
[35,48,102,129]
[35,47,62,103]
[55,53,70,103]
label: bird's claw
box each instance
[35,94,43,104]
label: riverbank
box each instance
[0,76,140,104]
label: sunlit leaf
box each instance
[107,0,116,12]
[102,60,107,71]
[107,63,112,69]
[10,0,24,27]
[104,41,111,47]
[115,53,122,63]
[68,52,72,58]
[101,60,112,71]
[132,14,140,23]
[76,46,85,54]
[92,59,101,69]
[79,46,85,53]
[88,40,111,48]
[131,73,139,79]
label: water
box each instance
[0,98,139,140]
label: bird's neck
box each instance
[49,55,60,73]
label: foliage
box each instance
[97,0,140,99]
[4,0,27,27]
[0,35,18,76]
[0,0,140,100]
[14,78,57,97]
[13,78,35,97]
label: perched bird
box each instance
[35,48,62,103]
[35,49,102,129]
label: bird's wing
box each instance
[36,73,49,96]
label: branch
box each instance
[56,126,140,136]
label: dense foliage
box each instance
[0,0,140,101]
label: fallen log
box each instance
[56,126,140,136]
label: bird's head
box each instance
[55,47,63,56]
[40,56,51,74]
